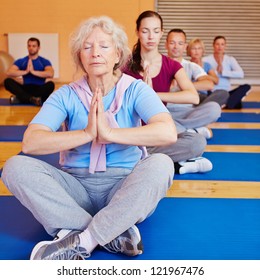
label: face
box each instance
[80,27,120,77]
[166,32,187,59]
[213,38,226,54]
[137,16,163,51]
[27,41,40,56]
[189,42,204,59]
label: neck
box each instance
[29,54,38,60]
[190,57,202,65]
[169,55,182,63]
[86,73,119,96]
[141,49,161,63]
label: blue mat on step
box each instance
[0,126,27,141]
[1,151,259,182]
[0,98,34,106]
[0,98,9,105]
[218,112,260,123]
[0,196,259,260]
[242,102,260,108]
[208,129,260,145]
[175,152,260,181]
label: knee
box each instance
[3,78,13,89]
[189,133,206,157]
[1,155,31,187]
[207,101,221,120]
[148,153,175,178]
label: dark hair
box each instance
[166,28,186,42]
[213,35,226,44]
[27,37,40,47]
[128,10,163,74]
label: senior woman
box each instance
[1,16,176,260]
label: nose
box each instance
[92,44,100,57]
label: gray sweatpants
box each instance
[167,101,221,133]
[147,131,206,163]
[2,153,174,246]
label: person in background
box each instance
[124,10,213,175]
[203,35,251,109]
[165,28,221,139]
[187,37,231,107]
[4,37,55,106]
[2,16,176,260]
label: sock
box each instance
[79,228,99,254]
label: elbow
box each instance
[21,141,31,154]
[21,137,36,154]
[164,125,177,145]
[193,94,200,105]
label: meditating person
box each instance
[124,10,213,175]
[1,16,176,260]
[203,35,251,109]
[4,37,55,106]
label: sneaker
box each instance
[30,96,42,106]
[179,157,213,174]
[9,95,21,105]
[188,127,213,139]
[30,229,90,260]
[102,225,143,256]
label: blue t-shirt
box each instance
[31,77,169,169]
[14,56,52,85]
[203,62,212,75]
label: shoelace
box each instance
[43,234,90,260]
[104,237,125,254]
[44,247,90,260]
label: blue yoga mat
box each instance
[175,152,260,181]
[0,126,27,141]
[208,129,260,145]
[0,196,259,260]
[242,102,260,108]
[0,98,9,105]
[1,151,259,182]
[0,98,34,106]
[218,112,260,123]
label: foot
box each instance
[188,127,213,139]
[102,225,143,256]
[9,95,21,105]
[226,86,251,109]
[30,229,90,260]
[179,157,213,174]
[30,96,42,106]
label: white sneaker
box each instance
[179,157,213,174]
[188,127,213,139]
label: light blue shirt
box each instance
[31,78,169,169]
[203,54,244,91]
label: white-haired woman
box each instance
[2,16,176,260]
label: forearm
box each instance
[158,91,199,105]
[193,79,214,91]
[6,69,27,77]
[31,69,54,79]
[105,120,177,147]
[22,129,93,155]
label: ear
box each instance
[115,49,121,64]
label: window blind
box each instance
[156,0,260,84]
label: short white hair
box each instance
[70,16,130,73]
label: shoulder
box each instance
[47,84,80,107]
[203,54,213,61]
[162,54,182,72]
[14,56,28,64]
[38,56,52,65]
